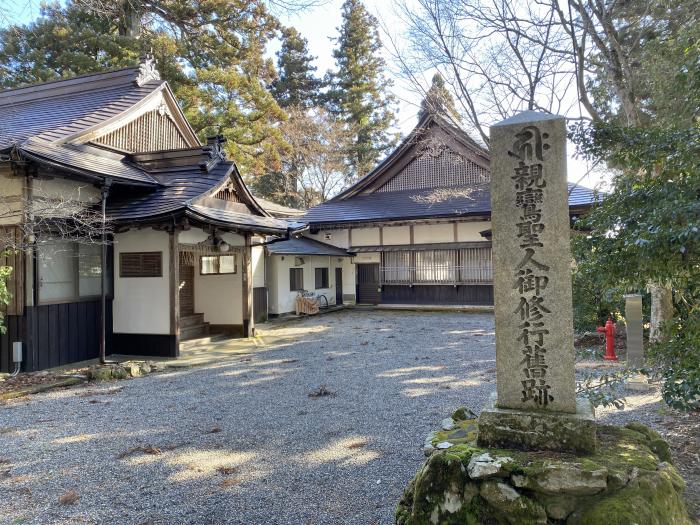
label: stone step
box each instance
[180,313,205,328]
[178,333,229,351]
[180,323,210,341]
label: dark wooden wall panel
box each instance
[0,300,111,372]
[253,287,267,323]
[381,285,494,306]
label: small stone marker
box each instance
[624,294,644,367]
[478,111,595,454]
[489,111,576,413]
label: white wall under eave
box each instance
[267,254,341,315]
[383,225,411,245]
[304,229,350,249]
[351,227,380,246]
[414,223,454,243]
[457,221,491,242]
[194,268,242,325]
[113,228,170,334]
[252,245,265,288]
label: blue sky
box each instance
[2,0,604,188]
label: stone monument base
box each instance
[477,393,596,455]
[397,410,691,525]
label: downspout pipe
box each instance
[100,177,112,365]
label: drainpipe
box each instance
[100,178,112,365]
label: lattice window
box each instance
[377,149,489,192]
[93,110,189,153]
[119,252,162,278]
[380,247,492,284]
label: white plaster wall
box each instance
[194,268,242,325]
[304,229,350,249]
[351,227,380,246]
[113,229,170,334]
[457,221,491,242]
[414,223,454,244]
[341,257,356,303]
[179,226,245,325]
[0,164,23,226]
[252,245,265,288]
[267,254,340,315]
[32,177,101,204]
[383,226,411,245]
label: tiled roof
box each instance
[265,237,351,256]
[106,161,233,220]
[187,204,297,234]
[304,183,599,225]
[21,140,158,185]
[0,67,165,151]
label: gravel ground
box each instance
[0,310,696,524]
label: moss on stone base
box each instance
[396,419,691,525]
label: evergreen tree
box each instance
[326,0,397,181]
[271,27,321,108]
[0,1,288,179]
[418,73,461,123]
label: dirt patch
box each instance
[0,369,87,398]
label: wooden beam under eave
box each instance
[169,229,180,355]
[242,234,254,337]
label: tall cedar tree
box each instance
[257,26,323,206]
[271,27,322,108]
[326,0,396,181]
[0,1,288,179]
[418,73,461,124]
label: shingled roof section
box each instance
[0,66,166,151]
[264,237,351,256]
[303,182,599,226]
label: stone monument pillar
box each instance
[478,111,596,454]
[624,294,644,367]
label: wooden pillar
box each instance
[242,233,254,337]
[169,229,180,356]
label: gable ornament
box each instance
[135,55,161,86]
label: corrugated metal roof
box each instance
[265,237,351,256]
[304,183,599,225]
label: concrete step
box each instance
[178,333,229,351]
[181,313,205,328]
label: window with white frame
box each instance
[200,254,236,275]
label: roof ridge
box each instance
[0,67,141,104]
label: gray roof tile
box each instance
[304,183,599,225]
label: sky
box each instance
[2,0,606,189]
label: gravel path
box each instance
[0,310,498,525]
[0,310,694,524]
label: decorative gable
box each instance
[93,108,189,153]
[376,147,489,192]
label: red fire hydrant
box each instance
[596,318,618,361]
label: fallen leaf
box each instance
[58,490,80,505]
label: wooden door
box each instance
[179,261,194,316]
[356,263,380,304]
[335,268,343,305]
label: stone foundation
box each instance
[477,394,597,454]
[397,411,691,524]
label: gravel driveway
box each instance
[0,310,497,524]
[0,309,687,524]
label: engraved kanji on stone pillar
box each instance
[490,111,576,414]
